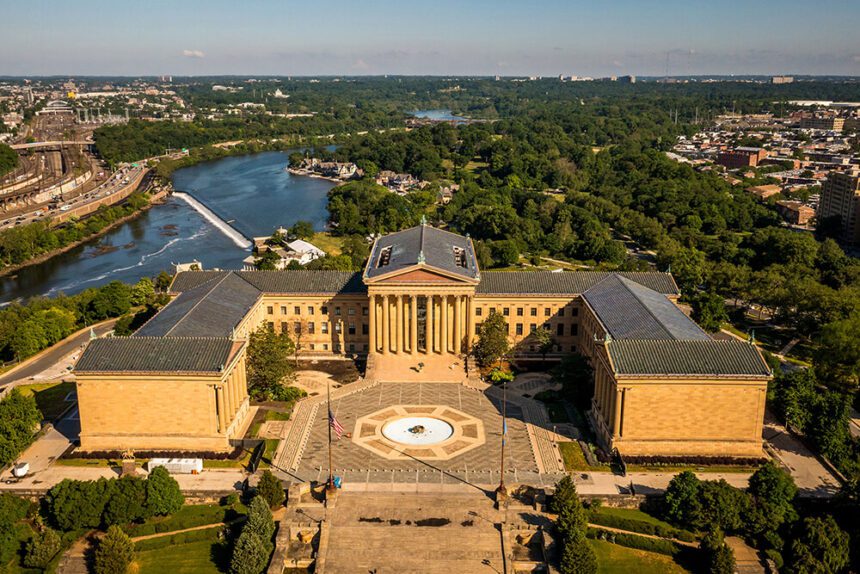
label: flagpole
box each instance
[497,376,507,498]
[327,378,335,493]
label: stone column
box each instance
[368,295,377,353]
[410,296,418,355]
[466,297,475,352]
[432,296,441,353]
[395,295,404,354]
[425,295,433,354]
[228,372,237,415]
[613,388,623,437]
[216,386,227,433]
[440,295,449,354]
[381,295,390,355]
[454,296,463,355]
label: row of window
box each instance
[475,322,579,337]
[268,321,369,336]
[267,305,369,317]
[475,306,579,318]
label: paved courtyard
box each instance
[274,382,566,489]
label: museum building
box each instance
[74,223,771,458]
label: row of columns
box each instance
[594,366,624,437]
[369,294,473,356]
[215,363,249,434]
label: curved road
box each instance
[0,319,117,389]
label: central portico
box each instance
[363,222,480,379]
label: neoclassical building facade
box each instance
[75,223,771,458]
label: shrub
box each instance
[93,525,134,574]
[765,548,784,570]
[550,475,578,515]
[145,466,184,516]
[47,477,115,530]
[255,470,284,509]
[103,476,149,526]
[23,527,62,568]
[0,494,31,566]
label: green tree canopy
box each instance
[246,323,296,400]
[473,311,509,368]
[93,525,134,574]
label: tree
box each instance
[103,476,149,526]
[698,479,749,532]
[553,477,588,546]
[246,323,296,400]
[24,526,62,568]
[746,461,797,535]
[700,528,736,574]
[0,389,41,465]
[663,471,702,528]
[256,470,285,509]
[230,530,269,574]
[473,311,509,368]
[815,312,860,393]
[145,466,184,516]
[691,291,729,333]
[87,281,132,321]
[550,475,578,515]
[289,220,315,240]
[154,271,173,292]
[341,235,370,269]
[533,326,555,364]
[93,525,134,574]
[130,277,155,306]
[559,539,598,574]
[785,516,850,574]
[46,478,115,531]
[245,496,276,545]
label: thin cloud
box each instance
[182,49,205,58]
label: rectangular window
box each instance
[558,308,565,317]
[310,343,315,350]
[323,343,328,351]
[516,324,523,336]
[530,308,537,317]
[544,308,551,317]
[335,307,342,316]
[308,306,315,315]
[268,321,275,329]
[571,324,578,336]
[321,322,329,334]
[280,306,287,315]
[517,308,524,317]
[557,323,564,336]
[335,322,342,333]
[321,305,328,314]
[362,323,369,335]
[267,306,274,315]
[530,323,537,333]
[475,324,481,335]
[362,307,369,316]
[280,322,288,332]
[294,306,301,315]
[348,308,356,316]
[349,343,355,352]
[503,308,510,316]
[294,322,302,334]
[476,308,483,317]
[308,322,315,334]
[348,322,356,335]
[571,307,579,317]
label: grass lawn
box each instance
[559,441,608,471]
[309,232,344,256]
[124,504,245,538]
[135,539,230,574]
[557,441,752,474]
[590,507,678,530]
[589,539,690,574]
[17,381,75,421]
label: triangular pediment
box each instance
[364,264,478,285]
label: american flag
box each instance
[329,409,345,439]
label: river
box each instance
[0,151,336,304]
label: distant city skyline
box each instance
[1,0,859,77]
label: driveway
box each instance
[762,413,841,497]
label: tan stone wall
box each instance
[471,295,581,355]
[76,351,251,452]
[259,294,370,354]
[612,379,767,457]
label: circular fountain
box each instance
[381,417,454,445]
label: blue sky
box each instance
[1,0,859,76]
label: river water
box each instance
[0,151,335,304]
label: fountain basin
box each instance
[381,417,454,445]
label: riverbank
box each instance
[0,188,170,282]
[286,166,346,184]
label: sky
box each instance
[1,0,859,77]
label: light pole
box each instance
[496,372,508,500]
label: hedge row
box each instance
[122,504,239,537]
[134,526,223,552]
[587,527,680,556]
[588,511,696,542]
